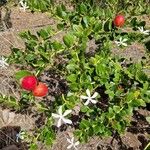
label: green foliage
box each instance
[63,33,75,48]
[144,142,150,150]
[8,27,65,74]
[15,70,32,80]
[38,118,56,146]
[26,0,53,12]
[4,0,150,148]
[66,51,150,141]
[146,116,150,124]
[0,94,20,110]
[29,144,38,150]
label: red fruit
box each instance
[113,15,125,27]
[21,75,37,91]
[32,82,48,97]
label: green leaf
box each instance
[74,129,82,137]
[56,5,67,19]
[29,143,38,150]
[130,99,146,107]
[105,89,114,100]
[57,23,65,30]
[27,0,51,12]
[70,83,80,91]
[80,119,90,129]
[126,92,135,103]
[20,31,38,41]
[40,126,55,146]
[38,29,49,40]
[63,34,75,48]
[136,70,147,83]
[113,106,120,113]
[81,105,94,116]
[15,70,32,80]
[107,107,114,118]
[56,6,63,18]
[52,41,64,50]
[130,17,138,27]
[25,53,36,62]
[39,52,49,62]
[79,3,87,14]
[146,116,150,124]
[67,74,77,82]
[80,73,91,83]
[103,19,112,32]
[66,63,79,71]
[139,21,146,27]
[37,27,53,40]
[93,124,105,134]
[125,106,133,116]
[93,22,102,32]
[114,122,125,133]
[82,16,88,28]
[80,105,89,113]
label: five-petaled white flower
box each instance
[16,130,25,142]
[67,137,80,150]
[80,89,98,105]
[114,37,128,47]
[0,56,9,69]
[19,0,29,12]
[138,26,150,35]
[52,106,72,128]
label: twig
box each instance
[0,129,16,143]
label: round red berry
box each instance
[113,15,125,27]
[21,75,37,91]
[32,82,48,97]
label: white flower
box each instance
[16,131,25,142]
[67,137,79,150]
[114,37,128,47]
[52,106,72,128]
[19,0,29,12]
[138,26,150,35]
[80,89,98,105]
[0,56,9,69]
